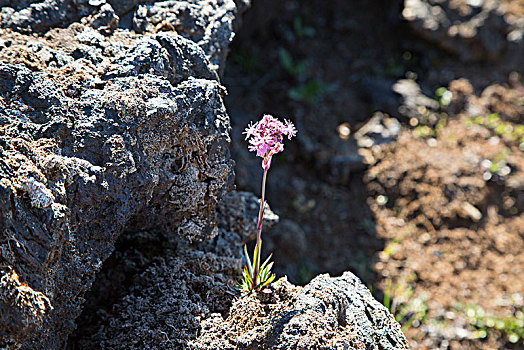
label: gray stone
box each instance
[192,272,409,349]
[0,0,78,33]
[87,3,119,32]
[0,0,242,344]
[269,272,408,350]
[403,0,524,61]
[104,33,219,84]
[0,53,233,347]
[132,0,240,73]
[68,190,275,349]
[107,0,144,16]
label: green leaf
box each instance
[279,48,294,74]
[487,113,500,128]
[243,266,251,287]
[261,274,276,288]
[259,253,273,273]
[244,245,253,277]
[494,123,506,135]
[257,241,262,267]
[435,87,446,97]
[253,242,262,284]
[383,278,391,311]
[260,269,269,282]
[257,254,274,285]
[263,262,274,278]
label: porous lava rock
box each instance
[68,190,278,349]
[0,0,246,347]
[192,272,409,350]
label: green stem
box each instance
[252,169,268,285]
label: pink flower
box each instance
[243,115,297,170]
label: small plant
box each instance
[468,113,524,149]
[231,47,264,74]
[457,300,524,344]
[278,48,307,81]
[292,16,315,39]
[288,79,336,104]
[413,116,447,139]
[480,148,512,180]
[413,125,435,139]
[380,278,429,331]
[435,87,453,107]
[278,47,335,105]
[238,115,297,294]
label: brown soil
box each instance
[368,113,524,349]
[0,25,138,90]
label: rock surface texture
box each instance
[0,0,245,348]
[0,1,407,349]
[193,272,409,350]
[68,191,279,349]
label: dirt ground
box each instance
[225,0,524,349]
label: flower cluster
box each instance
[243,114,297,170]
